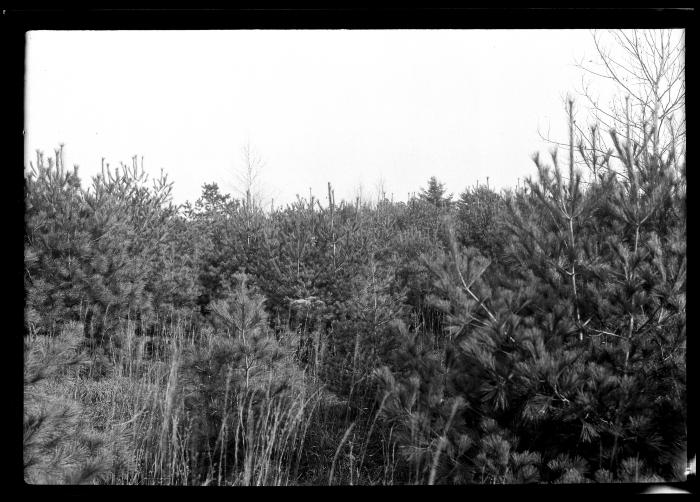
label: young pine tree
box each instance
[179,272,304,483]
[24,323,118,484]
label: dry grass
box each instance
[24,319,402,485]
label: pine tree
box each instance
[24,322,116,484]
[25,148,89,335]
[179,272,303,482]
[79,162,176,344]
[373,99,685,483]
[498,101,684,481]
[25,150,178,344]
[456,184,508,259]
[324,256,407,400]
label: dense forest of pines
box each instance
[24,31,686,485]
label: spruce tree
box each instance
[419,176,453,208]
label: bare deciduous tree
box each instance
[353,181,366,208]
[234,140,267,209]
[539,29,684,181]
[575,29,685,178]
[374,174,388,205]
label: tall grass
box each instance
[117,321,325,485]
[24,318,405,485]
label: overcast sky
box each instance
[26,29,606,207]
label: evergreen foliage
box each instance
[24,94,685,484]
[371,101,686,484]
[419,176,453,208]
[456,185,508,259]
[25,150,177,343]
[24,322,123,484]
[177,272,306,483]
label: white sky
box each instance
[25,29,605,207]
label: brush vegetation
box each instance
[25,33,686,483]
